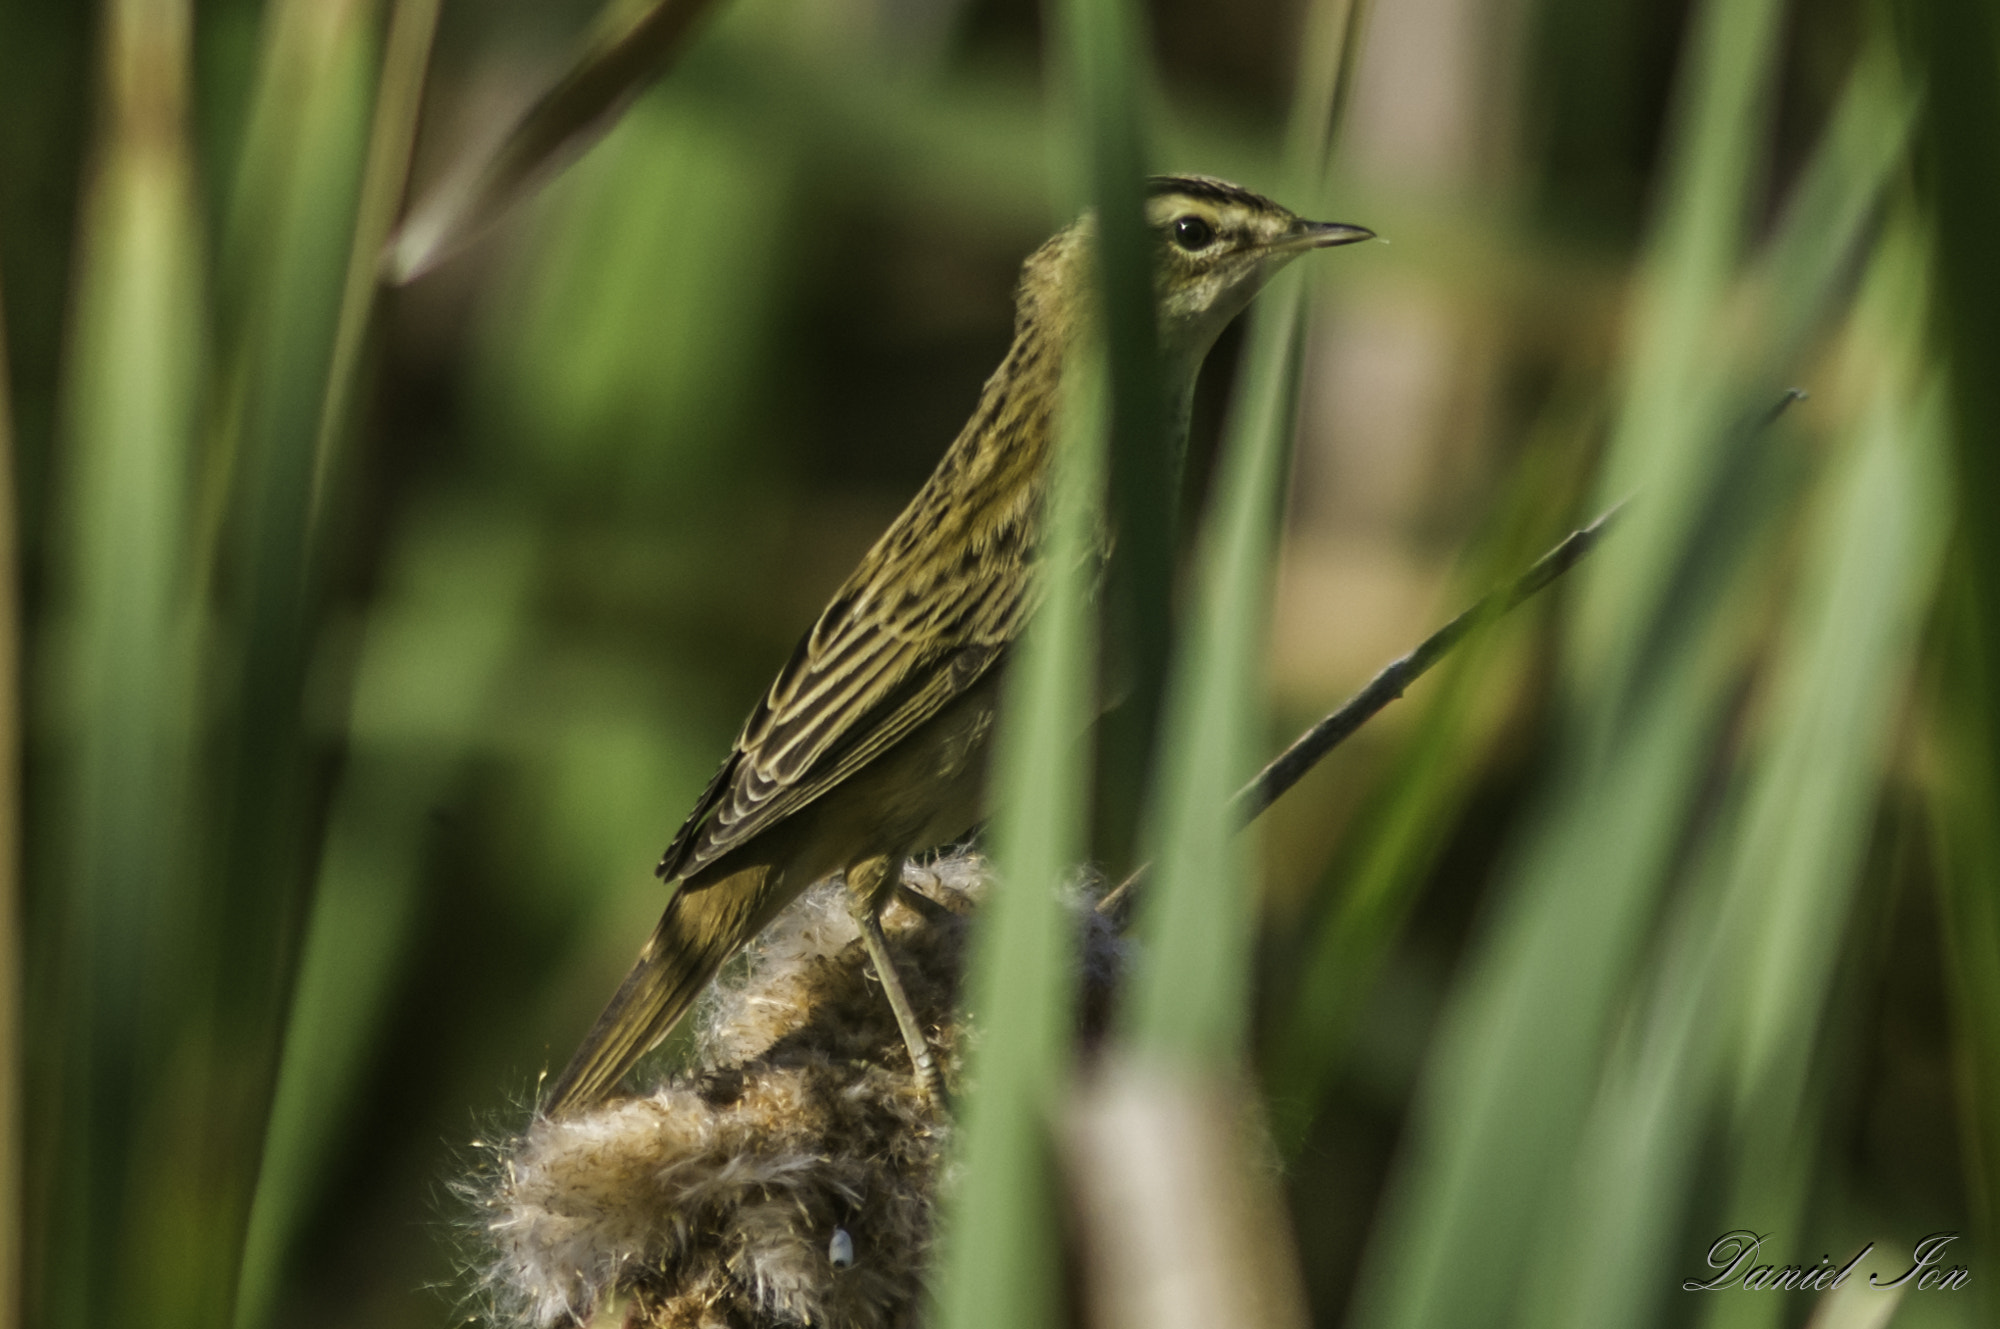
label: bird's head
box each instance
[1014,176,1372,387]
[1143,175,1373,364]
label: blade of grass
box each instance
[234,506,540,1329]
[1257,411,1602,1147]
[933,350,1105,1329]
[1124,284,1307,1064]
[1263,31,1914,1159]
[1279,0,1364,190]
[230,9,443,1321]
[1751,42,1917,370]
[1527,223,1947,1329]
[1570,0,1787,716]
[1093,471,1618,932]
[1727,240,1942,1134]
[42,1,206,1324]
[1705,243,1946,1329]
[1051,0,1170,877]
[1351,529,1774,1329]
[1348,0,1790,1321]
[1910,0,2000,686]
[308,0,442,528]
[1123,0,1363,1070]
[191,0,378,1315]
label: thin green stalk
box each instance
[1124,0,1362,1068]
[308,0,443,528]
[1257,412,1600,1149]
[1126,283,1305,1063]
[934,352,1105,1329]
[1051,0,1169,876]
[1691,252,1944,1329]
[1752,42,1917,370]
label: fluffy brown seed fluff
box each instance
[464,853,1125,1329]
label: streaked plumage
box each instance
[542,176,1371,1116]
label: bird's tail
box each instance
[541,871,764,1116]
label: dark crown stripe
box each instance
[1146,174,1277,211]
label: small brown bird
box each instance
[542,176,1371,1116]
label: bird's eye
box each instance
[1172,215,1216,251]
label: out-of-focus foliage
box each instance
[0,0,1989,1325]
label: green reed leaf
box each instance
[1051,0,1170,875]
[934,349,1104,1329]
[42,2,206,1323]
[234,506,539,1329]
[1125,0,1363,1069]
[1264,21,1915,1163]
[308,0,443,527]
[190,0,379,1285]
[1126,283,1305,1064]
[1351,0,1793,1322]
[1528,222,1947,1329]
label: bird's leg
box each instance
[848,856,945,1103]
[860,913,944,1101]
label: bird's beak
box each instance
[1268,219,1376,254]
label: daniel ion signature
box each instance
[1683,1231,1970,1293]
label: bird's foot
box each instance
[857,911,949,1109]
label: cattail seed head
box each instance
[463,854,1124,1329]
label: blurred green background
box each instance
[0,0,1991,1326]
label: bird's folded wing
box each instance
[657,552,1029,883]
